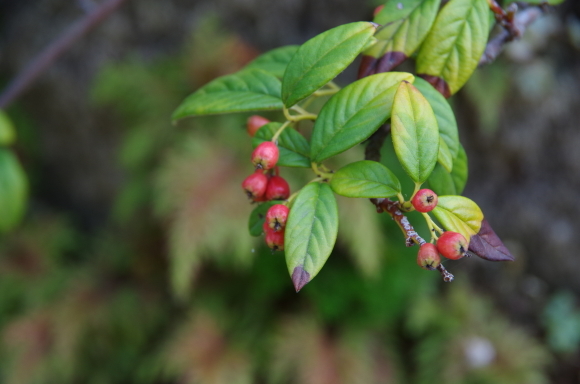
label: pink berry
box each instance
[417,243,441,270]
[266,204,289,232]
[412,189,438,213]
[247,115,270,137]
[436,231,468,260]
[265,176,290,201]
[242,171,268,201]
[251,142,279,170]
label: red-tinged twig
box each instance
[0,0,130,109]
[479,5,544,66]
[371,198,427,247]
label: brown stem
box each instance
[437,264,454,282]
[370,198,427,247]
[479,6,544,67]
[0,0,130,109]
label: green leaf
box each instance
[432,195,483,241]
[509,0,563,4]
[427,144,468,195]
[253,122,311,168]
[285,183,338,291]
[310,72,414,163]
[437,136,453,173]
[248,200,283,237]
[367,0,441,59]
[245,45,300,78]
[0,111,16,146]
[391,81,439,183]
[282,22,377,107]
[330,160,401,198]
[413,77,459,161]
[451,145,468,194]
[416,0,491,95]
[0,149,27,232]
[172,69,283,120]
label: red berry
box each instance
[242,171,268,201]
[436,231,468,260]
[265,230,285,251]
[266,204,289,232]
[251,142,279,170]
[247,115,270,137]
[373,5,384,17]
[417,243,441,270]
[412,189,438,213]
[265,176,290,201]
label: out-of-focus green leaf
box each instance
[172,69,283,120]
[451,145,468,194]
[252,123,311,168]
[427,144,468,195]
[285,183,338,292]
[0,149,27,232]
[282,22,377,107]
[310,72,414,163]
[416,0,490,95]
[245,45,299,78]
[437,137,454,173]
[330,160,401,198]
[432,195,483,240]
[0,111,16,146]
[391,81,439,183]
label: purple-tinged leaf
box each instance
[468,218,515,261]
[292,266,310,292]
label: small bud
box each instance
[247,115,270,137]
[251,142,279,170]
[265,176,290,201]
[266,204,290,232]
[417,243,441,270]
[373,4,384,17]
[242,171,268,201]
[411,189,438,212]
[436,231,468,260]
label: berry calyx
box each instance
[251,142,279,170]
[265,176,290,201]
[417,243,441,270]
[247,115,270,137]
[242,171,268,201]
[411,189,438,212]
[266,204,289,232]
[436,231,468,260]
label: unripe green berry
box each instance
[436,231,468,260]
[417,243,441,270]
[247,115,270,137]
[411,189,438,213]
[266,204,289,232]
[251,142,279,170]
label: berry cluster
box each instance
[412,189,468,271]
[242,116,291,251]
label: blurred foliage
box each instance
[0,15,555,384]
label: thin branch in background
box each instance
[0,0,130,109]
[479,5,544,66]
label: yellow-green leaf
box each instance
[432,195,483,240]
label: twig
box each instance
[0,0,130,109]
[371,198,427,247]
[479,5,544,66]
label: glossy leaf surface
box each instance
[172,69,283,120]
[245,45,299,78]
[285,183,338,291]
[416,0,490,95]
[282,22,377,107]
[311,72,414,162]
[330,160,401,198]
[432,195,483,241]
[391,81,439,183]
[253,123,311,168]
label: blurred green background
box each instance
[0,0,580,383]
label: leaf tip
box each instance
[291,266,310,292]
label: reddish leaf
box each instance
[418,74,451,98]
[292,266,310,292]
[468,219,515,261]
[376,51,407,73]
[357,55,378,78]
